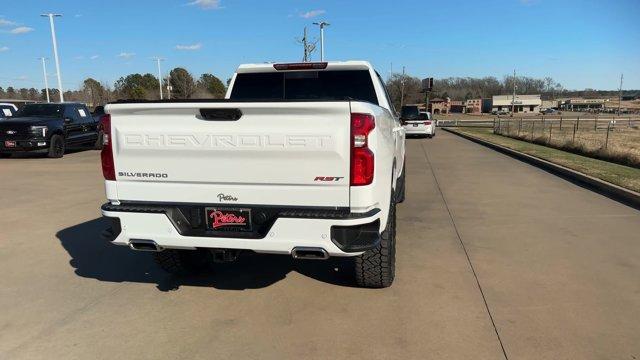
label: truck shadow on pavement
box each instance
[56,218,357,291]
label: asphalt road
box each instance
[1,132,639,359]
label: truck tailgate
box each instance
[106,102,351,207]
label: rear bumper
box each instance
[403,125,434,135]
[101,203,382,256]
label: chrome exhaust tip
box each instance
[129,239,163,252]
[291,247,329,260]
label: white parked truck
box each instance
[100,61,406,288]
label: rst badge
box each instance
[314,176,344,182]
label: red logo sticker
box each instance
[210,210,247,229]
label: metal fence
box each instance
[492,117,640,168]
[436,119,495,128]
[437,115,640,130]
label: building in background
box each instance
[482,98,493,113]
[492,95,541,114]
[541,100,559,110]
[559,98,606,111]
[465,99,482,114]
[450,100,465,113]
[429,98,450,115]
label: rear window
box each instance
[230,70,378,105]
[400,106,420,120]
[17,104,64,117]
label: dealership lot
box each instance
[1,132,639,359]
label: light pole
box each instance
[312,21,330,61]
[618,73,624,116]
[152,57,165,100]
[41,13,64,102]
[511,69,516,116]
[38,57,50,103]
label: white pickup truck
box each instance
[100,61,406,287]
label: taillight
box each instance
[424,121,432,125]
[350,113,375,186]
[100,114,115,181]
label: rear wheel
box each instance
[154,249,211,276]
[47,135,65,158]
[355,194,396,288]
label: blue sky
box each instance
[0,0,638,91]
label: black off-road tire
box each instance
[355,194,396,288]
[94,131,104,150]
[47,134,65,158]
[154,249,211,276]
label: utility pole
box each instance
[511,69,517,116]
[312,21,330,61]
[389,62,393,81]
[152,57,165,100]
[400,66,406,107]
[41,13,64,102]
[38,57,50,103]
[618,73,624,115]
[297,27,316,62]
[302,27,309,62]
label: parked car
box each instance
[0,103,18,119]
[492,110,510,116]
[541,108,561,115]
[400,106,435,138]
[0,102,103,158]
[100,61,406,288]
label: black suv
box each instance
[0,103,103,158]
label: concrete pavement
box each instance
[0,132,638,359]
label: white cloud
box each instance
[90,55,100,60]
[176,43,203,50]
[187,0,222,10]
[74,14,83,18]
[0,46,9,52]
[74,55,85,60]
[16,75,28,80]
[0,18,16,26]
[300,10,325,19]
[117,52,136,59]
[10,26,34,34]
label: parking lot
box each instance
[1,131,639,359]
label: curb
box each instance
[443,128,640,210]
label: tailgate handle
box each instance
[199,108,243,121]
